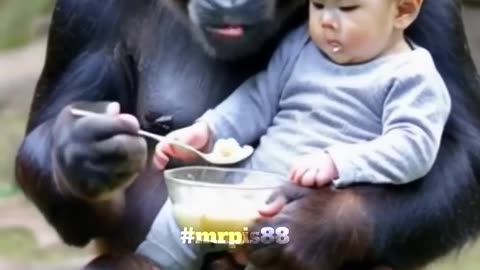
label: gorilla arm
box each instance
[246,0,480,269]
[15,0,146,247]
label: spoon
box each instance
[70,108,254,165]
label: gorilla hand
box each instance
[246,183,373,270]
[51,101,147,201]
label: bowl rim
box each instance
[164,166,287,190]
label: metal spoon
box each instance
[70,108,253,165]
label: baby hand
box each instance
[289,151,338,187]
[153,121,211,169]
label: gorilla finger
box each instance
[58,138,145,183]
[66,163,132,199]
[73,115,140,142]
[258,195,288,217]
[117,114,140,130]
[86,156,144,188]
[90,135,147,162]
[275,182,313,205]
[70,101,120,115]
[87,140,147,180]
[230,248,249,266]
[262,182,305,209]
[90,154,146,178]
[82,159,136,181]
[247,243,284,268]
[56,142,92,169]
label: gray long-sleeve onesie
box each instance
[200,24,451,187]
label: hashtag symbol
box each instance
[180,227,195,244]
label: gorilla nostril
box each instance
[144,112,174,134]
[154,115,174,132]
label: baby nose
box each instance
[321,12,338,29]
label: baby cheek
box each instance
[346,30,380,56]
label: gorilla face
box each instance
[167,0,305,60]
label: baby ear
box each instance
[394,0,424,29]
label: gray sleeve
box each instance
[326,64,452,187]
[199,27,306,145]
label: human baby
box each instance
[144,0,452,269]
[155,0,451,189]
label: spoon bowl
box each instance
[70,108,254,165]
[169,139,254,165]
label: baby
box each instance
[155,0,451,189]
[143,0,451,269]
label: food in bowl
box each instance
[173,198,261,233]
[164,166,285,244]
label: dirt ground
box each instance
[0,4,479,270]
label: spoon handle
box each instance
[137,130,166,142]
[70,108,166,142]
[70,108,253,164]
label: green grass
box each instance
[0,227,41,261]
[0,0,54,50]
[0,182,19,198]
[426,241,480,270]
[0,106,28,199]
[0,226,89,264]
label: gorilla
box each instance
[14,0,480,269]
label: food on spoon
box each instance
[212,138,243,160]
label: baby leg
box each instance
[136,198,208,270]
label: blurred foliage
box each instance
[0,0,54,50]
[0,107,27,198]
[0,226,92,264]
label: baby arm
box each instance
[153,68,286,169]
[325,67,452,188]
[198,28,306,144]
[154,26,308,169]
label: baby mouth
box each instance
[327,40,342,53]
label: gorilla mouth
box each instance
[205,25,250,39]
[205,24,252,39]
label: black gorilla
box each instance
[15,0,480,269]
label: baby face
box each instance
[308,0,401,65]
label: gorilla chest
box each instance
[129,11,267,135]
[134,51,252,135]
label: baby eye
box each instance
[339,5,359,12]
[312,2,325,9]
